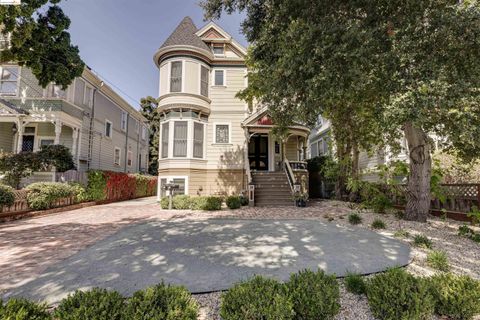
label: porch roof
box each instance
[0,98,29,115]
[242,107,310,137]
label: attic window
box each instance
[213,45,224,56]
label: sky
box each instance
[59,0,248,110]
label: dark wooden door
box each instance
[249,135,268,171]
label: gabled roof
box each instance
[159,16,211,52]
[196,21,248,56]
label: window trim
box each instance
[172,120,188,158]
[127,150,133,167]
[213,122,232,145]
[212,45,225,57]
[114,147,121,166]
[199,64,209,97]
[120,111,128,132]
[160,122,169,159]
[141,125,147,140]
[36,136,55,152]
[105,119,113,139]
[159,176,189,196]
[193,121,205,159]
[0,65,20,97]
[169,60,183,93]
[84,84,93,107]
[212,69,226,87]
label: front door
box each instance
[249,135,268,171]
[22,135,34,152]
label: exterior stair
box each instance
[252,171,294,207]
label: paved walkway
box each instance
[1,198,410,304]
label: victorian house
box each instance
[154,17,309,206]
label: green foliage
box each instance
[0,151,42,188]
[467,206,480,226]
[0,298,51,320]
[348,212,362,225]
[124,282,198,320]
[226,195,241,209]
[371,219,386,229]
[394,230,410,238]
[37,145,75,172]
[428,273,480,320]
[239,194,249,206]
[287,269,340,319]
[86,170,107,201]
[344,272,367,295]
[426,251,450,272]
[0,183,15,208]
[190,196,223,211]
[458,225,480,244]
[366,268,434,320]
[0,2,84,88]
[172,195,192,210]
[140,96,160,175]
[160,197,170,209]
[26,182,76,210]
[54,288,124,320]
[67,182,88,203]
[133,174,150,198]
[413,235,433,249]
[347,180,393,214]
[220,275,294,320]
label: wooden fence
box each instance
[55,170,88,186]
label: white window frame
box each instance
[172,120,188,158]
[127,150,133,167]
[141,125,147,140]
[36,136,55,152]
[121,111,127,132]
[135,119,139,134]
[169,60,183,93]
[213,122,231,145]
[317,139,324,156]
[212,45,225,57]
[199,64,209,97]
[105,119,113,139]
[159,176,189,196]
[193,121,205,159]
[0,65,20,97]
[114,147,121,166]
[212,69,226,87]
[84,84,93,107]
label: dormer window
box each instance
[213,45,224,56]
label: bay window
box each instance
[170,61,182,92]
[193,122,204,158]
[201,66,209,97]
[0,66,19,96]
[161,122,169,158]
[160,117,206,159]
[173,121,188,157]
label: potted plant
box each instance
[293,191,308,207]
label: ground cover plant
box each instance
[371,219,386,229]
[413,235,433,249]
[348,212,362,225]
[344,272,367,295]
[427,251,450,272]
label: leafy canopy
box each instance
[0,0,84,88]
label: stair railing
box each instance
[283,159,296,193]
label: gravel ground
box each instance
[192,200,480,320]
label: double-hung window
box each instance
[214,70,225,86]
[127,151,133,167]
[170,61,182,92]
[105,120,112,138]
[193,122,204,158]
[173,121,188,157]
[161,122,169,158]
[200,66,209,97]
[84,85,93,107]
[121,111,127,132]
[213,46,224,56]
[0,66,19,96]
[114,147,121,165]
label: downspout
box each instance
[87,88,98,171]
[124,113,130,173]
[136,120,140,172]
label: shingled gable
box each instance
[159,16,211,52]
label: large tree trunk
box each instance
[349,142,360,202]
[335,141,351,200]
[404,122,432,222]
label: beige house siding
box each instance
[285,136,299,161]
[0,123,14,152]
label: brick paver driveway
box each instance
[1,198,406,300]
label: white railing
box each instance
[283,159,296,192]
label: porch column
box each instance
[54,121,62,145]
[16,122,24,153]
[71,127,79,159]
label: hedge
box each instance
[25,182,77,210]
[0,184,15,208]
[86,170,157,202]
[160,195,224,211]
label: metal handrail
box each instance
[284,159,296,192]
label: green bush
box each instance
[26,182,77,210]
[348,212,362,225]
[344,272,367,295]
[0,183,15,208]
[190,196,223,211]
[173,195,192,209]
[86,170,107,201]
[0,298,51,320]
[366,268,434,320]
[413,235,433,249]
[426,251,449,272]
[124,282,198,320]
[134,174,149,198]
[160,197,170,209]
[220,275,293,320]
[226,196,241,209]
[240,194,249,206]
[428,273,480,320]
[68,182,89,203]
[54,288,124,320]
[458,225,475,237]
[371,219,386,229]
[288,269,340,319]
[37,145,75,172]
[394,229,410,238]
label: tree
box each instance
[140,96,160,175]
[202,0,480,222]
[0,0,84,88]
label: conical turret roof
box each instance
[159,16,211,52]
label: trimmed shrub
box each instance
[0,298,51,320]
[366,268,434,320]
[86,170,107,201]
[54,288,124,320]
[173,195,192,209]
[348,212,362,225]
[0,183,15,208]
[125,282,198,319]
[104,171,137,201]
[371,219,386,229]
[413,235,433,249]
[68,182,89,203]
[190,196,222,211]
[160,197,170,209]
[240,194,249,206]
[427,251,450,272]
[37,144,75,172]
[220,275,293,320]
[288,269,340,319]
[344,272,367,295]
[226,196,241,209]
[26,182,76,210]
[428,273,480,320]
[133,174,158,198]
